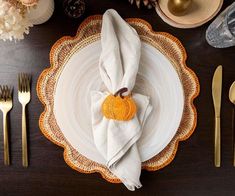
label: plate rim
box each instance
[155,0,224,29]
[37,15,200,183]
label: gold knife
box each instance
[212,65,222,167]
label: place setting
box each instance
[1,0,235,194]
[37,9,199,190]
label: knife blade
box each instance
[212,65,222,167]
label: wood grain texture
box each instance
[0,0,234,195]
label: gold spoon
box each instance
[229,81,235,166]
[168,0,192,16]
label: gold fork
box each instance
[18,73,31,167]
[0,85,13,166]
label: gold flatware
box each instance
[229,81,235,166]
[0,85,12,166]
[168,0,192,16]
[212,65,222,167]
[18,73,31,168]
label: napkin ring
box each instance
[102,87,137,121]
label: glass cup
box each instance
[206,2,235,48]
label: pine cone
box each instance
[128,0,157,9]
[63,0,85,18]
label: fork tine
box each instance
[9,87,12,99]
[23,74,27,92]
[0,86,2,100]
[26,74,31,92]
[19,73,22,92]
[18,74,21,92]
[0,85,2,99]
[1,85,5,100]
[21,74,24,92]
[25,74,29,92]
[24,74,28,92]
[6,86,12,99]
[5,87,7,98]
[2,85,4,97]
[5,86,8,100]
[6,86,9,98]
[2,85,6,100]
[24,74,27,92]
[22,73,25,92]
[5,86,8,99]
[20,74,23,92]
[19,73,23,92]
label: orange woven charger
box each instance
[37,15,200,183]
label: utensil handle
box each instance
[233,107,235,167]
[3,113,9,166]
[22,105,28,167]
[215,116,221,167]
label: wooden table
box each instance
[0,0,235,195]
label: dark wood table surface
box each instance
[0,0,235,195]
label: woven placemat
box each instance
[37,15,200,183]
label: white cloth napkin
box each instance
[91,9,152,191]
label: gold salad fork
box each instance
[18,73,31,167]
[0,85,12,165]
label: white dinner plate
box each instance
[54,40,184,164]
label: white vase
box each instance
[26,0,54,25]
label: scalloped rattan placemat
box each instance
[37,15,200,183]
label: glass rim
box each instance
[225,2,235,37]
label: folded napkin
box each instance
[91,9,152,191]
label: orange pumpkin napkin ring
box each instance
[102,87,137,121]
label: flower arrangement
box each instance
[0,0,34,41]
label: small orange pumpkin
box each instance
[102,88,137,121]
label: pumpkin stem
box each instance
[114,87,128,98]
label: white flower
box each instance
[0,0,33,41]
